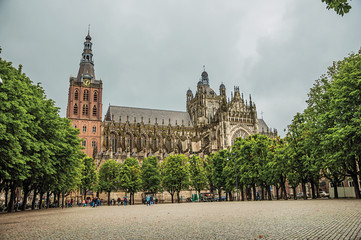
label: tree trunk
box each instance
[310,180,316,199]
[252,184,256,201]
[61,191,65,208]
[170,192,174,203]
[177,191,181,203]
[57,192,60,208]
[240,185,244,201]
[46,191,50,208]
[39,191,44,209]
[7,183,16,213]
[332,180,338,198]
[218,188,222,202]
[21,185,30,211]
[267,185,272,200]
[315,183,320,198]
[293,187,297,200]
[84,189,87,202]
[276,185,280,200]
[261,186,265,200]
[282,183,288,200]
[32,189,37,210]
[4,187,9,208]
[351,173,361,199]
[246,187,251,200]
[228,192,232,201]
[301,181,307,200]
[107,191,111,206]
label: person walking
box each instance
[146,195,150,206]
[150,195,153,206]
[256,191,261,201]
[117,197,121,206]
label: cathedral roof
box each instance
[105,105,193,127]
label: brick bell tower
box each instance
[66,28,103,158]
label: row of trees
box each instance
[286,49,361,199]
[0,52,85,212]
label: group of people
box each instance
[110,197,128,206]
[146,195,155,206]
[77,198,102,207]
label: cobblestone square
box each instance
[0,199,360,239]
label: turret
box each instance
[220,83,226,96]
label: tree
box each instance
[0,59,38,211]
[210,149,229,201]
[269,138,290,200]
[140,156,161,195]
[119,158,141,205]
[0,53,84,211]
[319,50,361,198]
[234,137,258,201]
[203,156,214,194]
[98,159,121,205]
[321,0,352,16]
[189,155,208,197]
[301,49,361,199]
[80,157,97,201]
[286,113,313,200]
[161,155,189,203]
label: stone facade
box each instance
[100,70,277,162]
[67,32,276,162]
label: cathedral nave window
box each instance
[92,141,96,147]
[92,105,97,116]
[94,91,98,102]
[73,103,78,115]
[74,89,79,100]
[83,90,89,101]
[83,126,87,132]
[82,141,86,147]
[92,126,96,133]
[82,104,89,115]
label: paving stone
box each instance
[0,199,360,239]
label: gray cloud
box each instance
[1,0,360,137]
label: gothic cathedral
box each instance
[67,32,277,162]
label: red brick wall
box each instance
[66,80,102,157]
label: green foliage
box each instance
[119,158,141,195]
[161,154,189,203]
[0,55,84,211]
[286,48,361,198]
[321,0,352,16]
[210,149,229,194]
[80,157,98,196]
[140,156,161,194]
[189,155,208,194]
[98,159,121,193]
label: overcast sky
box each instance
[1,0,360,137]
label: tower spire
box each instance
[77,28,95,81]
